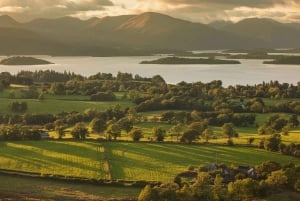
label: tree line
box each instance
[138,161,300,201]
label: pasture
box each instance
[0,97,134,114]
[0,141,109,179]
[104,142,300,181]
[0,174,140,200]
[0,140,299,182]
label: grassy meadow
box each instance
[0,141,109,179]
[0,140,299,182]
[0,174,140,200]
[0,89,134,114]
[104,142,300,181]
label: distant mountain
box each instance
[221,18,300,48]
[85,12,259,50]
[208,20,233,29]
[0,15,20,27]
[285,22,300,31]
[0,27,61,54]
[0,13,300,55]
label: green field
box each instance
[0,141,109,179]
[1,141,299,183]
[0,98,134,114]
[104,142,300,181]
[0,174,140,200]
[1,173,299,201]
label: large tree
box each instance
[89,118,106,134]
[105,123,121,140]
[71,122,88,140]
[202,128,214,143]
[222,123,238,139]
[152,127,166,142]
[118,117,133,134]
[181,129,198,144]
[129,128,143,142]
[168,123,184,142]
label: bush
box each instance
[227,138,234,146]
[90,91,116,101]
[294,179,300,192]
[9,101,28,113]
[264,134,281,152]
[129,128,143,142]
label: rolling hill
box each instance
[0,13,300,55]
[220,18,300,48]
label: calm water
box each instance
[1,55,300,86]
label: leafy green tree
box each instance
[71,122,88,140]
[257,125,266,135]
[127,108,138,122]
[247,137,255,145]
[105,123,121,140]
[281,125,290,135]
[176,184,193,201]
[168,123,184,142]
[228,178,259,200]
[129,128,143,142]
[118,117,133,134]
[50,82,65,95]
[256,160,281,179]
[9,101,28,113]
[264,134,281,152]
[55,126,65,139]
[181,129,198,144]
[250,101,264,113]
[89,118,106,134]
[188,121,208,136]
[266,169,288,190]
[288,114,299,128]
[152,127,166,142]
[271,118,288,131]
[222,123,238,139]
[193,172,214,201]
[202,128,214,143]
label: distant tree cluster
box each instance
[90,91,116,101]
[0,125,41,141]
[259,134,300,158]
[9,101,28,113]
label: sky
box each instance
[0,0,300,23]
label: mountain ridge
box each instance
[0,13,299,55]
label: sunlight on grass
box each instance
[0,141,108,179]
[105,142,300,181]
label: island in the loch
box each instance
[0,56,53,65]
[264,56,300,64]
[226,51,283,60]
[140,56,241,64]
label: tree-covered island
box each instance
[140,56,240,64]
[0,56,53,65]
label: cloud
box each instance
[145,0,300,23]
[0,0,299,23]
[0,6,27,13]
[158,0,289,9]
[0,0,114,21]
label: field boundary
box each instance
[0,168,160,187]
[102,143,113,180]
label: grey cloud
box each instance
[160,0,289,8]
[0,0,114,21]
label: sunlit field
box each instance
[0,141,109,179]
[104,142,300,181]
[0,174,140,200]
